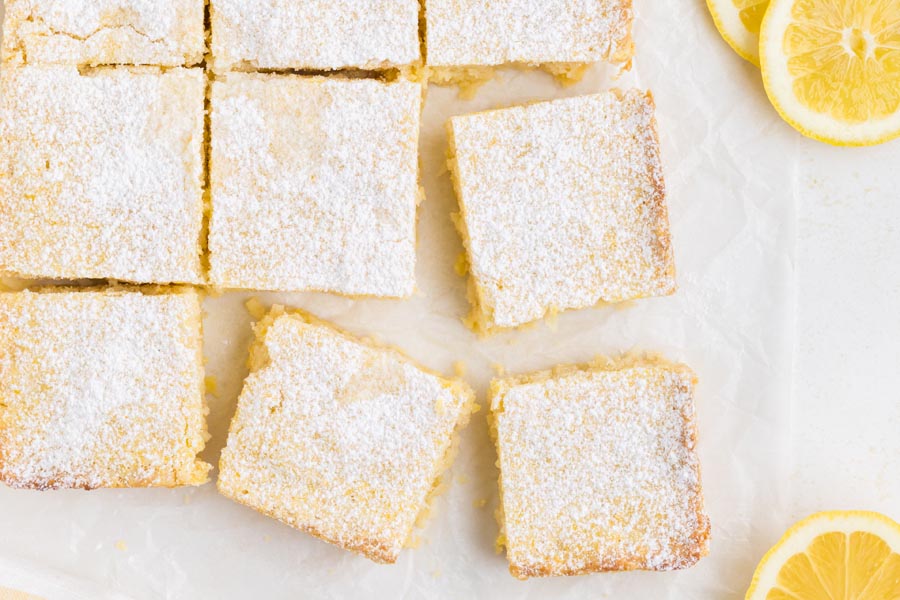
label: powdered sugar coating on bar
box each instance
[0,66,205,284]
[2,0,205,66]
[449,89,675,330]
[209,74,421,297]
[0,288,210,490]
[492,364,709,578]
[426,0,633,68]
[218,311,474,563]
[211,0,420,71]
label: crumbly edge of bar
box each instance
[491,352,696,395]
[427,62,591,99]
[445,120,494,336]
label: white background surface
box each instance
[0,0,898,598]
[792,135,900,516]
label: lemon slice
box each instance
[746,511,900,599]
[707,0,769,65]
[760,0,900,146]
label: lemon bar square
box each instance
[0,66,205,285]
[209,74,422,297]
[425,0,633,73]
[448,89,676,332]
[210,0,421,72]
[0,287,211,490]
[2,0,205,66]
[491,359,710,578]
[218,307,476,563]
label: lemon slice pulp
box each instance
[746,511,900,600]
[707,0,770,65]
[760,0,900,145]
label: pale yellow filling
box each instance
[428,62,592,98]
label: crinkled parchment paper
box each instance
[0,0,798,597]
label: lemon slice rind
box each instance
[746,511,900,600]
[706,0,761,66]
[760,0,900,147]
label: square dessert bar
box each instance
[218,307,475,563]
[0,288,211,490]
[210,0,421,72]
[491,359,710,578]
[0,66,205,285]
[209,74,422,297]
[426,0,633,75]
[448,89,676,333]
[2,0,205,66]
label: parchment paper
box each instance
[0,0,798,597]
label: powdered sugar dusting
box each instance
[426,0,633,68]
[0,288,210,490]
[492,365,709,578]
[0,65,205,284]
[449,89,675,329]
[217,312,474,562]
[211,0,420,71]
[2,0,205,66]
[209,74,421,297]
